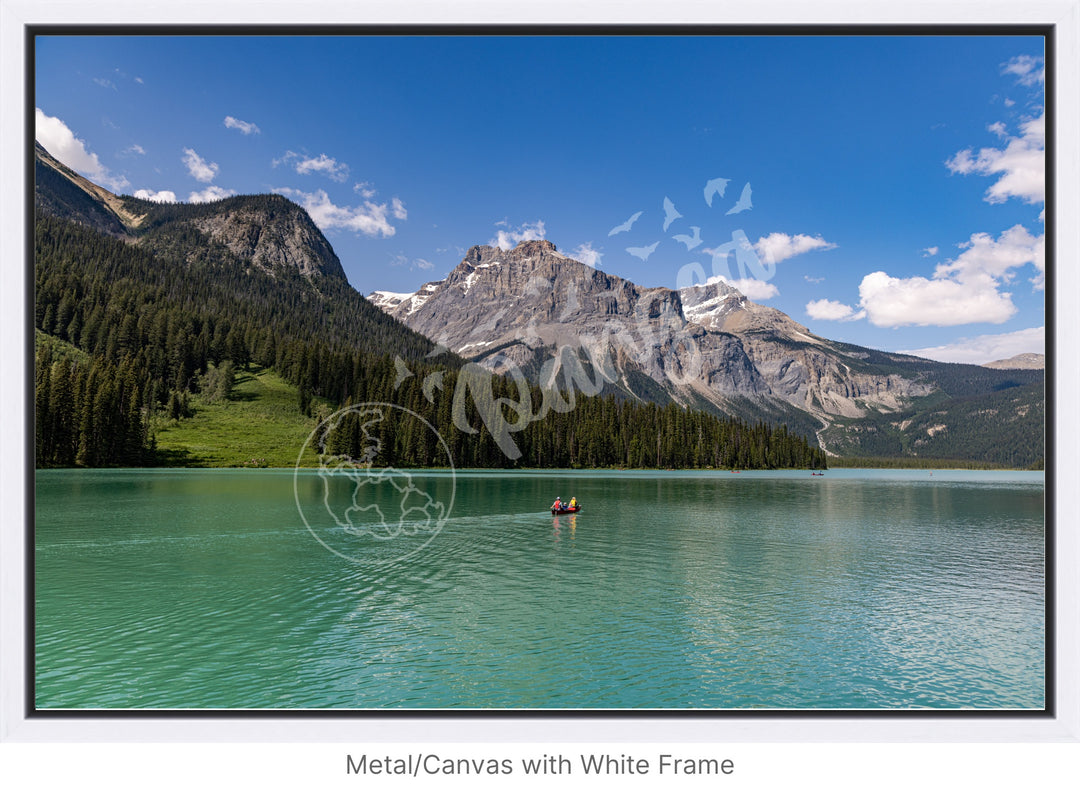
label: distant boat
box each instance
[551,503,582,515]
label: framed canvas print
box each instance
[4,1,1077,794]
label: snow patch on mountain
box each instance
[370,281,443,316]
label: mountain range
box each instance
[32,141,1043,467]
[371,240,1044,465]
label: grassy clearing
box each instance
[152,367,324,467]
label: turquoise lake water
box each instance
[35,468,1045,710]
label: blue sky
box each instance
[34,33,1045,363]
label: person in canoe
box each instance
[551,497,581,514]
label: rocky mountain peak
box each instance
[464,244,503,265]
[186,196,347,281]
[679,279,813,338]
[447,238,587,300]
[511,239,559,258]
[458,239,563,274]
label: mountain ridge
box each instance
[34,142,141,235]
[369,239,936,419]
[370,239,1044,466]
[983,353,1044,370]
[32,145,1042,468]
[35,142,347,283]
[34,149,830,471]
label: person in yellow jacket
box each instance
[569,497,578,509]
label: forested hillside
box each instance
[34,213,825,471]
[821,381,1044,468]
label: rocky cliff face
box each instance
[678,280,932,416]
[187,197,347,281]
[370,240,934,423]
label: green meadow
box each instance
[152,367,324,468]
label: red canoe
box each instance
[551,505,582,515]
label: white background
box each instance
[2,1,1077,793]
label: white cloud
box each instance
[753,232,837,264]
[182,148,219,183]
[1031,255,1045,291]
[804,275,825,284]
[1001,55,1044,86]
[188,186,237,203]
[133,188,177,203]
[712,276,779,301]
[124,144,146,156]
[900,326,1044,365]
[274,187,398,237]
[806,299,864,322]
[35,108,130,192]
[296,154,348,181]
[414,258,436,270]
[276,150,348,181]
[224,116,261,135]
[946,111,1044,204]
[570,242,603,267]
[354,181,376,199]
[935,224,1044,286]
[921,246,939,258]
[92,77,116,90]
[836,224,1043,328]
[858,271,1015,327]
[490,220,546,250]
[391,197,407,220]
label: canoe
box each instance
[551,505,582,515]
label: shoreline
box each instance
[35,465,1046,475]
